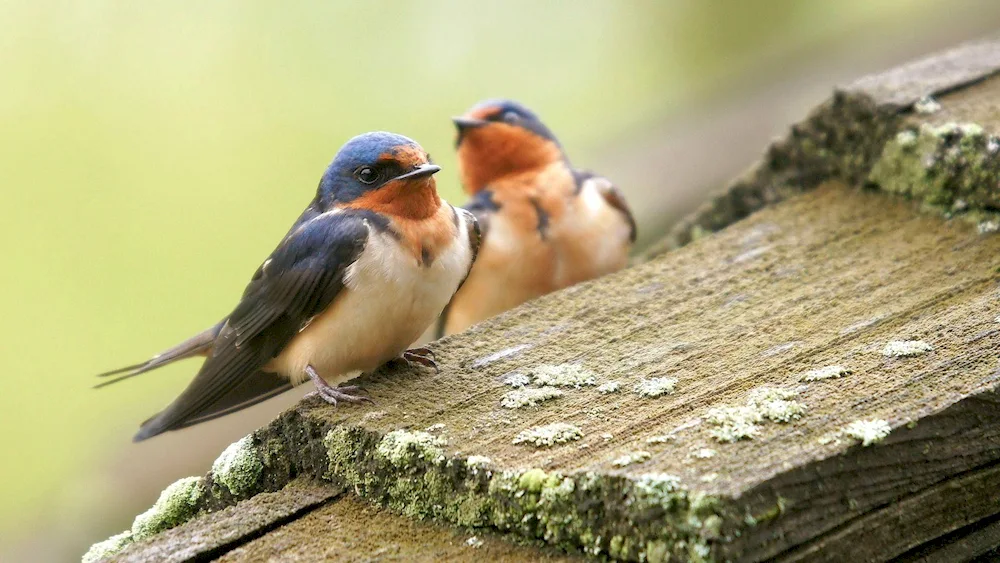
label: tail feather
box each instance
[94,320,226,388]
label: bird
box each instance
[98,131,481,442]
[437,99,635,336]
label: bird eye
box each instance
[356,166,379,185]
[502,111,521,124]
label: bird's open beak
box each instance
[452,116,487,130]
[393,163,441,182]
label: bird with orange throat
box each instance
[98,132,480,441]
[437,100,635,336]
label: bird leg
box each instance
[402,347,438,373]
[304,364,373,406]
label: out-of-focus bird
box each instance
[98,132,480,442]
[438,99,635,336]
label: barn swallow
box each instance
[438,99,635,336]
[98,132,481,441]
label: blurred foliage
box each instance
[0,0,963,554]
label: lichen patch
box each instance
[645,435,675,445]
[634,377,678,398]
[868,121,1000,221]
[801,365,852,381]
[914,95,942,114]
[882,340,933,357]
[501,386,564,409]
[513,423,583,447]
[978,220,999,234]
[376,430,446,466]
[82,530,132,563]
[131,476,205,541]
[690,448,717,460]
[705,387,805,442]
[748,387,807,423]
[597,380,621,394]
[211,435,263,497]
[501,372,531,388]
[465,455,492,468]
[612,450,652,467]
[844,419,892,446]
[528,364,596,387]
[704,406,760,443]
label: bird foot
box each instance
[304,365,374,407]
[401,347,438,373]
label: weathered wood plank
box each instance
[217,494,580,562]
[197,181,1000,562]
[91,37,1000,563]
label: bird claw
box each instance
[304,364,374,407]
[305,386,375,407]
[402,347,438,373]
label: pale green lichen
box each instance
[634,377,678,398]
[705,406,760,442]
[882,340,933,357]
[528,364,596,387]
[699,473,719,483]
[646,435,674,444]
[869,121,1000,217]
[801,365,852,381]
[81,530,132,563]
[466,455,492,468]
[211,435,263,497]
[466,536,484,548]
[500,386,563,409]
[691,448,717,459]
[978,220,999,234]
[896,129,918,147]
[612,450,652,467]
[376,430,446,467]
[131,476,204,540]
[323,426,724,561]
[597,380,621,394]
[844,419,892,446]
[817,433,841,446]
[706,387,805,442]
[914,95,941,114]
[748,387,806,422]
[513,423,583,447]
[502,372,531,388]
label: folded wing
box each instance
[133,211,371,441]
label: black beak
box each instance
[452,116,487,130]
[453,116,487,147]
[393,163,441,182]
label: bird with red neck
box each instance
[438,100,635,336]
[98,132,480,441]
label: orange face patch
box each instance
[457,125,561,194]
[344,176,441,221]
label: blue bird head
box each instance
[316,132,439,208]
[452,99,558,146]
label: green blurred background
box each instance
[2,1,998,560]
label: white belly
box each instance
[267,226,472,386]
